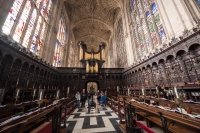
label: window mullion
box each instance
[19,3,34,44]
[10,0,27,38]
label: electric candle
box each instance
[33,89,36,96]
[174,86,179,98]
[142,88,145,95]
[16,89,20,97]
[67,87,70,94]
[117,86,119,92]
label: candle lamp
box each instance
[128,88,130,96]
[141,88,146,102]
[117,86,119,96]
[56,89,60,100]
[15,88,20,105]
[32,89,36,101]
[156,86,160,98]
[37,89,44,109]
[174,86,184,117]
[67,87,70,98]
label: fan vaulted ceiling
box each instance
[64,0,121,51]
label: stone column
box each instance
[171,0,187,30]
[43,0,62,64]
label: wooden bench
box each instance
[19,117,45,133]
[136,111,147,121]
[145,116,198,133]
[30,122,52,133]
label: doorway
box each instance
[85,81,99,94]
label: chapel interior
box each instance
[0,0,200,133]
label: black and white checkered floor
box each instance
[66,103,123,133]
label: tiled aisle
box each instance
[66,103,123,133]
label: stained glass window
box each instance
[2,0,23,35]
[35,0,42,8]
[152,3,166,41]
[41,0,52,21]
[142,20,151,48]
[130,0,134,13]
[135,11,139,24]
[143,0,148,10]
[134,29,141,58]
[116,19,127,68]
[2,0,53,57]
[146,11,158,45]
[13,0,32,42]
[197,0,200,5]
[30,16,42,54]
[138,27,146,56]
[22,9,37,47]
[37,23,46,56]
[137,0,142,16]
[53,17,67,67]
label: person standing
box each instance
[75,91,81,108]
[93,92,98,112]
[97,90,101,105]
[105,90,107,106]
[81,89,86,107]
[101,92,106,106]
[87,91,91,114]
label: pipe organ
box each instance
[79,41,106,74]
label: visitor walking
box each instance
[75,91,81,108]
[81,89,86,107]
[87,91,91,114]
[101,92,106,106]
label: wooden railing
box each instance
[118,95,200,133]
[0,98,76,133]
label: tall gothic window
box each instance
[13,0,32,42]
[146,11,158,45]
[22,9,37,47]
[134,29,141,57]
[128,0,166,58]
[152,3,166,41]
[53,16,67,67]
[142,19,151,48]
[198,0,200,5]
[2,0,53,56]
[116,19,127,68]
[2,0,24,35]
